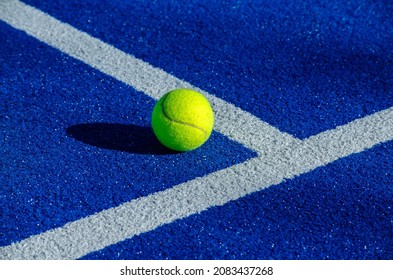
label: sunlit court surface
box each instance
[1,0,392,263]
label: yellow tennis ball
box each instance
[151,88,214,152]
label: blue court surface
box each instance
[1,0,392,259]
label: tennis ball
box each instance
[151,88,214,152]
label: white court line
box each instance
[1,0,393,259]
[1,107,392,260]
[0,0,299,155]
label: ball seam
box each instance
[161,93,208,140]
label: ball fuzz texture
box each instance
[152,88,214,152]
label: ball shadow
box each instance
[66,123,178,155]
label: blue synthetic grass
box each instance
[0,22,257,246]
[22,0,393,139]
[1,0,392,259]
[83,140,393,260]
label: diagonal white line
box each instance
[1,107,392,259]
[0,0,300,154]
[1,0,393,260]
[302,107,393,166]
